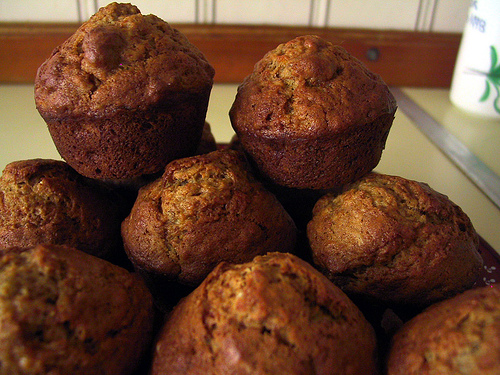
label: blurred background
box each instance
[0,0,469,32]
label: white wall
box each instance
[0,0,471,33]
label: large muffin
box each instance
[151,252,378,375]
[0,159,124,261]
[34,2,215,181]
[307,172,483,307]
[229,35,396,190]
[387,285,500,374]
[0,243,154,375]
[121,149,297,287]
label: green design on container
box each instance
[479,45,500,114]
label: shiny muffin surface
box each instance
[151,252,378,375]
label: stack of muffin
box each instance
[0,3,496,375]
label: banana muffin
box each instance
[387,285,500,374]
[0,244,154,375]
[0,159,124,261]
[229,35,396,189]
[151,252,378,375]
[34,2,215,181]
[307,172,482,307]
[121,149,297,287]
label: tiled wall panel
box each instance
[215,0,310,26]
[432,0,470,32]
[325,0,421,31]
[0,0,79,22]
[0,0,470,33]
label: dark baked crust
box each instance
[151,252,378,375]
[307,172,482,307]
[121,149,297,286]
[387,285,500,374]
[229,35,396,189]
[0,159,124,260]
[34,2,215,180]
[0,244,154,375]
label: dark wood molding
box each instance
[0,23,461,87]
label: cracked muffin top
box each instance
[151,252,378,375]
[35,2,214,117]
[0,159,124,260]
[307,172,482,307]
[121,149,297,286]
[387,285,500,375]
[0,243,154,375]
[230,35,396,137]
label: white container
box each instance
[450,0,500,119]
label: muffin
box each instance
[151,252,378,375]
[0,159,125,261]
[34,2,215,181]
[229,35,396,190]
[307,172,483,307]
[0,243,154,375]
[121,149,297,287]
[387,285,500,374]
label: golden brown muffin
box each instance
[0,243,154,375]
[229,35,396,190]
[307,172,482,307]
[121,149,297,287]
[34,2,215,181]
[0,159,125,261]
[387,285,500,375]
[151,252,378,375]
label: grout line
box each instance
[391,87,500,210]
[415,0,438,31]
[308,0,315,27]
[195,0,216,24]
[195,0,199,23]
[77,0,97,22]
[309,0,330,27]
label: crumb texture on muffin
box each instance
[0,159,124,259]
[35,2,214,115]
[231,35,395,136]
[0,244,154,375]
[387,285,500,375]
[122,149,297,286]
[307,172,482,306]
[34,2,215,180]
[229,35,396,189]
[151,252,378,375]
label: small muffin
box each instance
[151,252,378,375]
[34,2,215,181]
[121,149,297,286]
[387,285,500,375]
[229,35,396,190]
[0,244,154,375]
[0,159,124,260]
[307,172,482,307]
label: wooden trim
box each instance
[0,23,461,87]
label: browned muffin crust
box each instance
[307,172,482,307]
[387,285,500,375]
[0,244,154,375]
[151,252,378,375]
[229,35,396,189]
[121,149,297,286]
[34,2,215,180]
[0,159,124,260]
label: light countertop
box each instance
[1,83,499,252]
